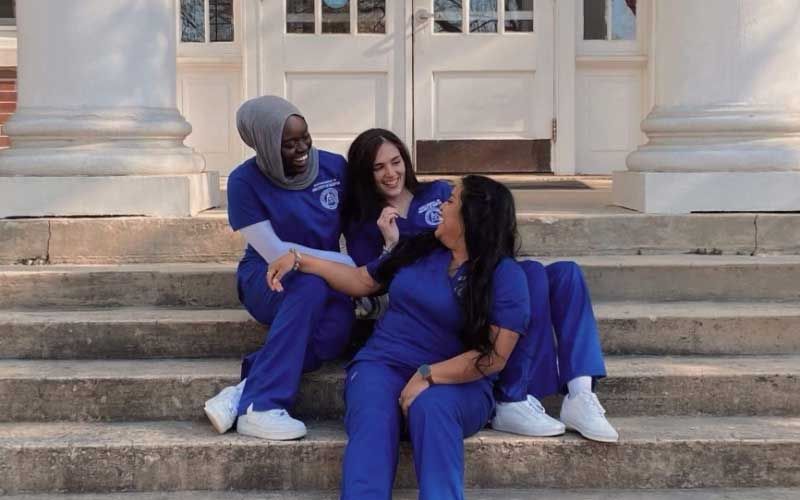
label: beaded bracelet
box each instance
[289,248,302,271]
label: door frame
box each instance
[241,0,577,174]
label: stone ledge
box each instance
[613,171,800,213]
[0,173,221,218]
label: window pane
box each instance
[470,0,497,33]
[358,0,386,34]
[287,0,315,34]
[181,0,205,43]
[505,0,533,32]
[0,0,14,20]
[434,0,462,33]
[611,0,636,40]
[323,0,350,34]
[583,0,607,40]
[210,0,234,42]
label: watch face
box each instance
[419,364,431,377]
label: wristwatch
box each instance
[417,364,434,385]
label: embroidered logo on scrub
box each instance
[313,178,341,210]
[418,200,443,226]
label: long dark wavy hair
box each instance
[343,128,423,224]
[374,175,520,367]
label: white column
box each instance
[613,0,800,213]
[0,0,220,217]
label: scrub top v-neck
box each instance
[354,247,530,371]
[345,180,453,267]
[227,150,347,275]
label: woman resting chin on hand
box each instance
[268,175,529,500]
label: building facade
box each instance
[1,0,799,215]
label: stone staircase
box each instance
[0,199,799,498]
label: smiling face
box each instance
[372,141,406,200]
[435,182,464,248]
[281,115,312,177]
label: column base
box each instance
[613,171,800,214]
[0,173,221,218]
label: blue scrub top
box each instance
[345,180,453,266]
[227,150,347,276]
[354,247,530,371]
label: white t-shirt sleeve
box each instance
[240,220,356,267]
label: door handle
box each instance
[416,9,434,22]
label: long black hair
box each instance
[343,128,422,224]
[374,175,520,366]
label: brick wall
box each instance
[0,68,16,148]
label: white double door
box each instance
[259,0,554,171]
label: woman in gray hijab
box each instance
[204,96,355,440]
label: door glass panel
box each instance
[434,0,462,33]
[470,0,497,33]
[180,0,205,42]
[287,0,315,34]
[210,0,234,42]
[322,0,351,33]
[358,0,386,33]
[611,0,636,40]
[505,0,533,32]
[0,0,14,25]
[583,0,607,40]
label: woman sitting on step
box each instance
[203,96,356,441]
[267,175,529,500]
[343,128,618,443]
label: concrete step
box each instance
[0,417,798,493]
[4,488,799,499]
[1,356,798,422]
[1,213,798,265]
[2,256,800,308]
[1,302,798,360]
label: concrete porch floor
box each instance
[214,175,624,215]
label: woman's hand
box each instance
[399,373,430,417]
[266,252,296,292]
[377,206,400,251]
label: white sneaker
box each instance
[204,380,245,434]
[491,395,566,437]
[560,391,619,443]
[237,405,307,441]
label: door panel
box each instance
[262,0,407,156]
[413,0,554,173]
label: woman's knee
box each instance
[520,260,550,300]
[546,261,584,287]
[408,389,455,427]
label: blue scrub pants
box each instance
[236,264,354,414]
[341,361,494,500]
[496,260,607,402]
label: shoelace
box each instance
[525,395,546,414]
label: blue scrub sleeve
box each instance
[489,259,530,335]
[227,176,270,231]
[365,251,391,282]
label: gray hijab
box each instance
[236,95,319,190]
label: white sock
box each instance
[236,379,246,391]
[567,376,592,398]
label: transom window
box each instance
[0,0,14,27]
[180,0,234,43]
[434,0,534,34]
[286,0,387,34]
[583,0,636,41]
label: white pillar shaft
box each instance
[615,0,800,213]
[0,0,204,177]
[0,0,218,217]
